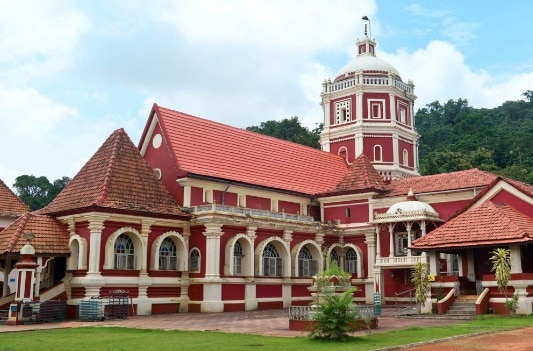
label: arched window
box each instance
[189,248,200,272]
[233,241,243,275]
[159,237,177,270]
[298,246,316,277]
[329,250,340,267]
[338,147,348,163]
[263,243,282,276]
[403,149,409,166]
[374,145,382,162]
[345,248,357,274]
[115,234,135,269]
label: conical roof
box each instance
[322,154,386,195]
[0,212,69,254]
[40,128,187,218]
[0,178,29,217]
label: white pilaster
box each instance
[202,223,224,279]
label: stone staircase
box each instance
[0,309,8,324]
[445,295,477,319]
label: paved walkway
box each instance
[0,307,465,337]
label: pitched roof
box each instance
[0,212,69,254]
[384,169,498,197]
[321,154,386,195]
[411,202,533,250]
[40,128,187,218]
[143,104,349,195]
[0,178,29,217]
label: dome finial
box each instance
[407,188,416,201]
[362,16,371,38]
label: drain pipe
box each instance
[221,182,232,205]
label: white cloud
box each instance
[381,40,533,109]
[0,1,90,84]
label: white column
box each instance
[356,91,363,121]
[375,226,382,259]
[183,185,192,207]
[393,134,399,167]
[365,231,376,277]
[87,217,106,274]
[203,223,224,279]
[406,222,412,257]
[389,93,396,121]
[510,245,523,274]
[428,251,440,276]
[388,224,395,258]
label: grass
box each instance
[1,315,532,351]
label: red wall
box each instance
[363,92,390,119]
[491,189,533,218]
[363,136,393,163]
[214,190,238,206]
[330,139,354,162]
[398,139,413,168]
[190,187,203,205]
[222,284,245,300]
[256,284,282,298]
[141,122,183,205]
[246,195,271,210]
[278,200,300,214]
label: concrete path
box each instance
[0,307,465,337]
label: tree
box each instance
[13,175,71,210]
[410,262,430,314]
[247,117,323,149]
[490,248,518,314]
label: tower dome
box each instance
[334,55,400,83]
[319,18,419,181]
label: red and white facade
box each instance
[1,27,532,320]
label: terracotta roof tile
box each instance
[322,154,386,195]
[0,212,69,254]
[384,169,498,197]
[147,105,349,195]
[40,128,187,218]
[412,202,533,250]
[0,178,29,217]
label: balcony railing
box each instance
[376,255,425,267]
[189,203,317,224]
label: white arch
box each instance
[255,237,290,277]
[338,146,348,163]
[343,243,364,278]
[68,235,88,270]
[224,234,254,276]
[188,247,201,272]
[291,240,323,277]
[103,227,144,270]
[151,231,187,271]
[324,243,364,278]
[374,144,383,162]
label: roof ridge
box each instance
[157,105,330,153]
[7,212,29,252]
[96,128,123,206]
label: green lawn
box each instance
[1,315,532,351]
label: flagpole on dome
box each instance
[362,15,371,39]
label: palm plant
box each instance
[490,248,518,314]
[410,262,430,314]
[308,287,369,341]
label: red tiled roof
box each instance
[40,128,187,218]
[384,169,498,197]
[321,154,386,195]
[0,212,69,254]
[0,178,29,217]
[411,202,533,250]
[146,104,349,195]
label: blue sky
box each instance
[1,0,532,189]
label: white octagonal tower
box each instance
[320,24,419,180]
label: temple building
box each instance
[1,25,532,320]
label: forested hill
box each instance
[416,91,533,184]
[246,91,533,185]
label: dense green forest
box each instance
[416,92,533,184]
[248,91,533,184]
